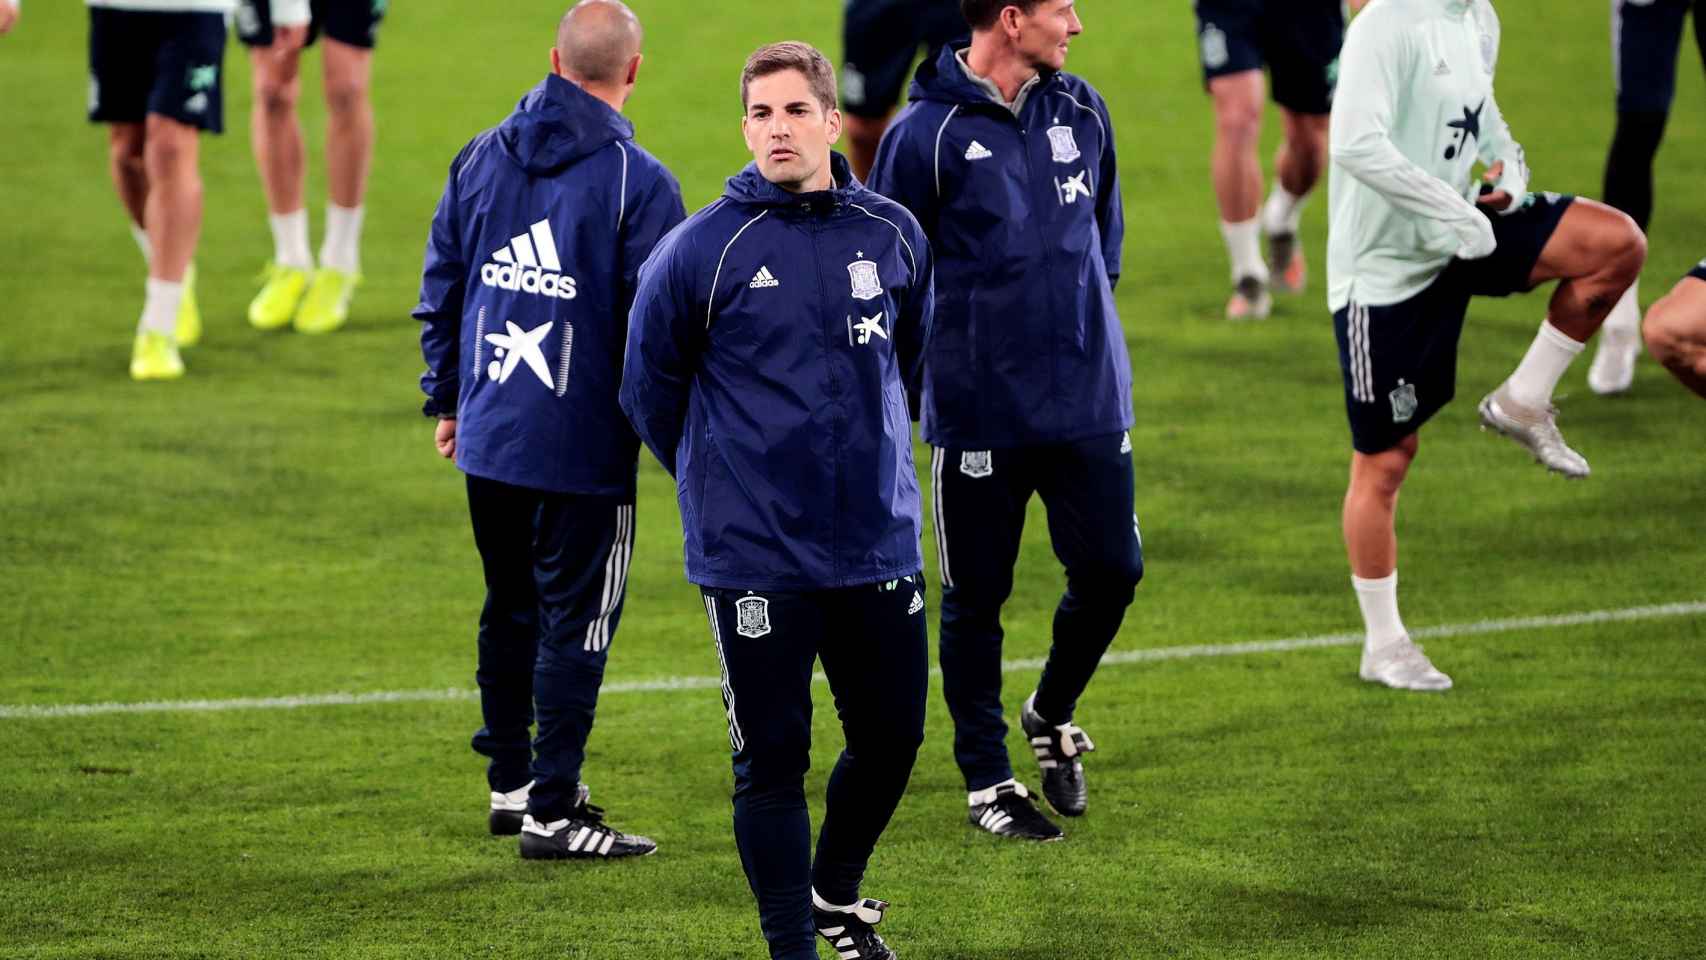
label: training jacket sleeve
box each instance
[867,113,942,239]
[893,217,935,421]
[618,163,688,337]
[620,228,701,477]
[1330,14,1494,254]
[415,160,467,419]
[1091,89,1124,290]
[1471,15,1529,211]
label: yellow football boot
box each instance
[249,263,312,331]
[130,331,185,381]
[294,266,360,335]
[175,264,202,347]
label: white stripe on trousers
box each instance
[702,595,745,752]
[1349,302,1375,403]
[583,504,634,652]
[931,447,954,589]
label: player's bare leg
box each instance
[298,36,373,333]
[1263,109,1327,295]
[1209,70,1270,319]
[108,123,150,260]
[1480,199,1646,476]
[248,39,313,329]
[130,115,202,380]
[845,113,887,183]
[1643,276,1706,398]
[1343,434,1448,691]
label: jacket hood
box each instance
[908,43,1058,107]
[722,152,867,209]
[498,73,634,176]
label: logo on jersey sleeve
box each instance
[1444,102,1484,160]
[848,256,883,301]
[482,218,579,300]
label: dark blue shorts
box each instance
[1334,194,1576,454]
[1612,0,1704,113]
[1194,0,1345,115]
[236,0,388,50]
[87,8,227,132]
[841,0,967,117]
[1689,258,1706,283]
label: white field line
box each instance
[3,600,1701,721]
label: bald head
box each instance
[555,0,643,87]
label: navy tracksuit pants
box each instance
[700,578,929,960]
[930,432,1144,792]
[465,474,634,822]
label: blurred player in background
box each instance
[841,0,967,179]
[1329,0,1645,691]
[238,0,387,335]
[1195,0,1367,320]
[0,0,19,35]
[416,0,684,861]
[89,0,231,380]
[1588,0,1705,394]
[1642,258,1706,397]
[870,0,1143,843]
[624,41,933,960]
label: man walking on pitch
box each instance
[1194,0,1368,319]
[88,0,231,380]
[622,42,933,960]
[416,0,683,859]
[868,0,1144,842]
[840,0,967,179]
[1587,0,1705,394]
[1329,0,1645,691]
[239,0,387,334]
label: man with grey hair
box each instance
[416,0,684,861]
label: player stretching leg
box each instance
[1194,0,1366,320]
[624,42,933,960]
[89,0,230,379]
[840,0,966,180]
[238,0,386,334]
[1642,258,1706,398]
[1589,0,1705,393]
[1329,0,1645,691]
[417,1,684,859]
[870,0,1144,841]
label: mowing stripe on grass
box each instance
[3,600,1701,720]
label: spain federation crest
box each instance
[960,450,993,479]
[1046,125,1081,164]
[848,259,882,301]
[734,595,772,638]
[1389,379,1419,424]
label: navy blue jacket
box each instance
[620,154,934,591]
[868,45,1131,450]
[416,74,686,496]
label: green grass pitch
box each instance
[2,1,1704,957]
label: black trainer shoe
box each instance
[488,781,532,836]
[1021,693,1094,817]
[518,786,657,860]
[968,781,1063,841]
[814,897,898,960]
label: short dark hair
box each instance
[740,41,838,113]
[960,0,1044,31]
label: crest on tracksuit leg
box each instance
[735,595,772,638]
[960,450,993,479]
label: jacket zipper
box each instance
[807,208,842,583]
[1012,93,1060,431]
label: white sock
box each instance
[130,223,152,266]
[1352,572,1407,649]
[812,889,857,913]
[1219,217,1269,285]
[320,202,365,273]
[1505,319,1586,410]
[1260,184,1309,236]
[1604,279,1641,335]
[269,209,313,270]
[138,278,183,337]
[968,778,1021,806]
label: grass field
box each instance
[2,1,1704,957]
